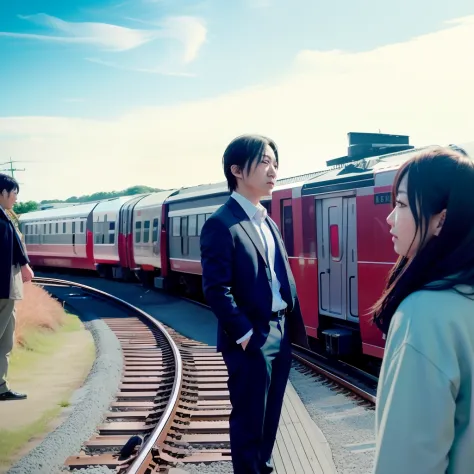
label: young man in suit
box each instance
[200,134,308,474]
[0,173,34,401]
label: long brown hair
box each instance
[373,146,474,334]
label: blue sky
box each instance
[1,0,474,201]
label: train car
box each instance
[163,181,230,294]
[161,175,319,295]
[118,193,151,279]
[131,189,178,284]
[19,202,97,270]
[92,195,147,278]
[272,135,474,361]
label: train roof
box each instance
[300,141,474,196]
[166,171,329,204]
[18,202,97,222]
[135,190,178,211]
[300,144,438,195]
[274,170,329,191]
[166,181,229,204]
[93,194,148,214]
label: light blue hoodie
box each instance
[373,286,474,474]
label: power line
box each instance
[0,158,26,180]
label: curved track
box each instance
[33,277,232,474]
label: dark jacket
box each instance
[0,207,29,299]
[200,197,308,353]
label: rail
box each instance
[292,344,377,404]
[33,277,184,473]
[180,294,378,404]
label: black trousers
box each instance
[222,317,292,474]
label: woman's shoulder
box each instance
[389,287,474,354]
[398,286,474,318]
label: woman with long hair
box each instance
[372,145,474,473]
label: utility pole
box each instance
[0,158,26,180]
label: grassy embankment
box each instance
[0,284,95,468]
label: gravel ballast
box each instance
[289,363,376,473]
[7,306,123,474]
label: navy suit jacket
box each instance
[200,196,308,353]
[0,208,29,299]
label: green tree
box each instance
[13,201,38,215]
[39,185,163,205]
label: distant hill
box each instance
[40,185,164,205]
[14,185,164,215]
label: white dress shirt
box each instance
[231,191,287,344]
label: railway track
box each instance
[291,346,377,405]
[180,295,378,406]
[33,277,232,474]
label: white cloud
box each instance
[159,16,207,63]
[3,15,474,202]
[1,14,158,51]
[0,13,207,61]
[124,15,207,64]
[85,57,196,76]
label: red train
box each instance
[19,132,474,362]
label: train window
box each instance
[143,221,150,243]
[35,224,38,234]
[172,217,180,237]
[49,223,52,234]
[281,200,294,257]
[181,217,189,255]
[152,218,159,242]
[43,223,47,234]
[262,201,272,216]
[180,217,188,237]
[188,215,197,236]
[63,222,66,234]
[135,221,142,243]
[56,223,59,234]
[197,214,205,235]
[72,222,76,234]
[302,198,316,258]
[108,222,115,244]
[80,221,84,233]
[330,224,340,260]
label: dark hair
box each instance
[222,134,279,192]
[0,173,19,194]
[373,146,474,334]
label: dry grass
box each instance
[14,284,66,347]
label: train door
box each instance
[316,195,358,322]
[120,203,134,268]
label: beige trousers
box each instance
[0,299,15,394]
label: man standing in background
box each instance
[200,135,308,473]
[0,173,34,401]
